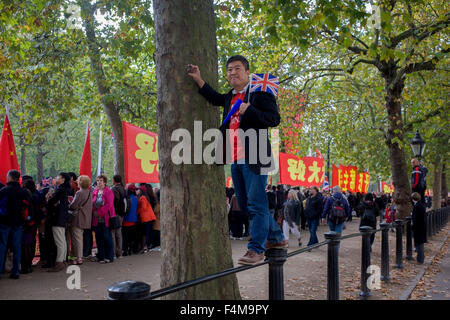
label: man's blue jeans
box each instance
[231,162,284,254]
[307,219,320,246]
[0,224,22,276]
[327,219,345,249]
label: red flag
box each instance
[0,115,20,184]
[79,123,92,179]
[123,121,159,184]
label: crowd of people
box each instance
[0,170,161,279]
[226,177,444,264]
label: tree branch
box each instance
[404,105,447,131]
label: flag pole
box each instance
[97,115,103,176]
[5,103,10,119]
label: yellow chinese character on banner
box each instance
[135,133,159,174]
[308,161,321,183]
[357,173,364,193]
[338,168,343,188]
[364,173,370,193]
[342,170,349,191]
[287,158,306,181]
[349,168,356,191]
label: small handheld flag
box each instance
[323,173,330,191]
[250,73,279,97]
[222,99,243,126]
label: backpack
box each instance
[329,196,346,225]
[116,186,129,217]
[361,205,377,227]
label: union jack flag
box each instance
[42,177,52,187]
[323,173,330,191]
[249,73,279,97]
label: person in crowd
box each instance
[347,191,357,222]
[92,174,115,263]
[68,172,79,197]
[384,201,396,226]
[46,172,71,272]
[68,175,92,265]
[266,185,277,218]
[374,192,385,222]
[322,186,351,240]
[304,186,323,247]
[229,194,246,239]
[411,158,427,204]
[150,188,161,251]
[281,190,302,247]
[20,177,39,274]
[360,193,379,249]
[275,184,286,226]
[111,175,127,259]
[122,184,138,256]
[0,170,31,279]
[136,185,156,253]
[411,192,426,264]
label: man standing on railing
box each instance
[188,55,286,265]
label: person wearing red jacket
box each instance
[136,185,156,253]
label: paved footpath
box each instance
[409,235,450,300]
[0,218,448,300]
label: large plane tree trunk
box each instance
[383,73,412,218]
[153,0,241,299]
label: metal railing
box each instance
[107,206,449,300]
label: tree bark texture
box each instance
[153,0,241,299]
[383,73,412,218]
[441,163,448,201]
[79,0,124,178]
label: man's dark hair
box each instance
[364,193,374,202]
[277,184,283,191]
[22,175,33,181]
[7,170,21,182]
[23,178,36,192]
[113,175,123,184]
[272,186,276,191]
[226,55,249,71]
[68,172,77,181]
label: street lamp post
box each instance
[410,130,426,159]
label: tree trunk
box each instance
[432,155,442,209]
[441,163,448,200]
[383,74,412,218]
[36,140,45,182]
[79,0,124,178]
[19,136,26,175]
[153,0,240,299]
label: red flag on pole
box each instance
[0,114,20,184]
[79,122,92,179]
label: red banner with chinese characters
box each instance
[123,121,159,184]
[381,181,394,194]
[226,177,233,188]
[279,152,325,187]
[332,164,369,193]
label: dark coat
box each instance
[304,193,323,220]
[267,191,277,210]
[359,200,378,229]
[412,201,427,246]
[198,82,280,175]
[47,184,70,227]
[276,190,286,210]
[0,181,30,227]
[282,199,301,227]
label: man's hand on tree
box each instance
[187,64,205,88]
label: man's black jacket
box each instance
[0,181,31,227]
[199,82,280,175]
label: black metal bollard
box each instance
[405,217,413,260]
[394,219,404,269]
[108,281,151,300]
[380,223,391,282]
[325,231,341,300]
[266,248,287,300]
[359,226,373,299]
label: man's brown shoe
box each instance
[238,250,265,265]
[266,240,289,250]
[47,262,65,272]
